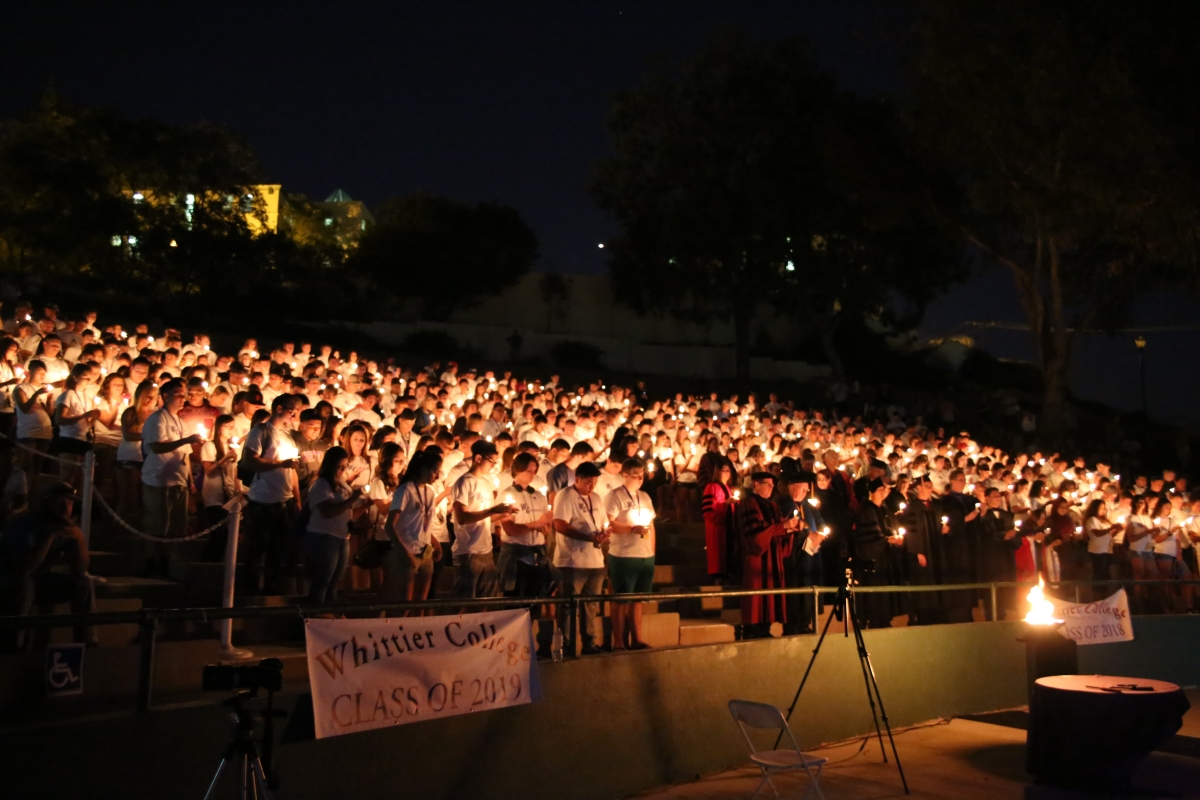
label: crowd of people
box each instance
[0,300,1196,654]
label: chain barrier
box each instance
[91,488,241,543]
[0,430,239,543]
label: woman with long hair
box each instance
[1124,495,1158,608]
[1082,498,1121,600]
[701,458,737,582]
[91,373,128,499]
[362,441,404,590]
[304,446,366,606]
[382,447,444,610]
[338,422,372,590]
[199,414,242,562]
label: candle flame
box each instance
[1024,576,1062,625]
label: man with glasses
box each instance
[553,461,611,655]
[451,440,514,600]
[241,395,301,595]
[141,378,203,576]
[497,452,553,599]
[603,458,656,650]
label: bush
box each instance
[550,339,605,371]
[400,329,461,357]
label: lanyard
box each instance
[579,488,600,530]
[624,486,640,512]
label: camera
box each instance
[840,557,875,578]
[203,658,284,693]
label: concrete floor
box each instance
[636,690,1200,800]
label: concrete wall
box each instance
[6,617,1198,800]
[347,319,831,382]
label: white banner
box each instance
[1050,588,1134,645]
[304,609,542,739]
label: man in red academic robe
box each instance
[739,472,800,638]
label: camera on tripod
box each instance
[203,658,284,693]
[840,556,875,579]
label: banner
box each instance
[304,609,542,739]
[1050,588,1134,645]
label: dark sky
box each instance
[2,1,893,274]
[5,2,1197,424]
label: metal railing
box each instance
[1,578,1196,715]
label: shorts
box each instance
[452,553,498,599]
[608,555,655,594]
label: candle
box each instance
[898,502,907,511]
[808,498,820,508]
[196,423,208,440]
[732,490,741,501]
[504,493,515,505]
[897,527,906,538]
[941,516,949,524]
[821,526,831,536]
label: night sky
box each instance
[4,3,1197,423]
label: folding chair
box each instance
[728,699,827,800]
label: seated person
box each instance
[0,481,96,651]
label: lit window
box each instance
[132,192,144,203]
[128,236,138,246]
[785,261,795,272]
[185,194,195,205]
[360,220,366,231]
[324,218,333,227]
[111,236,122,246]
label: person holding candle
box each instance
[198,415,243,562]
[240,394,302,595]
[935,470,982,622]
[53,363,99,486]
[604,458,657,650]
[776,473,825,634]
[701,458,737,583]
[853,478,904,629]
[898,476,945,625]
[140,378,203,577]
[451,439,513,601]
[1083,498,1123,600]
[304,446,368,606]
[738,471,800,638]
[978,487,1022,618]
[497,451,554,601]
[551,460,610,654]
[382,447,443,609]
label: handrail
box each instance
[1,577,1190,716]
[0,578,1189,631]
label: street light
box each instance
[1134,336,1147,415]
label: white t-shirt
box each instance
[604,486,656,558]
[307,478,352,538]
[367,477,395,541]
[1154,519,1179,557]
[245,422,295,503]
[55,388,90,441]
[552,486,606,569]
[501,485,549,547]
[596,470,624,504]
[14,383,53,440]
[199,441,236,508]
[1085,516,1112,554]
[389,481,436,555]
[93,396,125,447]
[1127,514,1153,553]
[451,472,495,556]
[141,408,190,487]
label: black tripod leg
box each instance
[774,585,846,749]
[202,757,230,800]
[849,595,910,794]
[847,594,888,761]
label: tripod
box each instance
[202,689,281,800]
[778,567,909,794]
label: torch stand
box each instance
[1019,624,1078,704]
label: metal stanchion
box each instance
[220,498,253,661]
[80,450,95,551]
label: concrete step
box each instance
[652,564,707,587]
[37,598,142,648]
[95,576,182,608]
[678,619,736,646]
[654,547,707,567]
[86,550,142,578]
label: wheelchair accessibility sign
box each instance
[45,643,85,696]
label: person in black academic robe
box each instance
[935,470,983,623]
[738,472,800,637]
[976,487,1022,619]
[852,478,904,629]
[899,476,944,625]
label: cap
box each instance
[867,477,886,493]
[751,471,776,484]
[243,389,265,406]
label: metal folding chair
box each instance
[728,699,827,800]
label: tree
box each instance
[350,193,539,320]
[592,29,958,379]
[905,1,1200,434]
[0,92,271,310]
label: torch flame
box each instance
[1024,576,1062,625]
